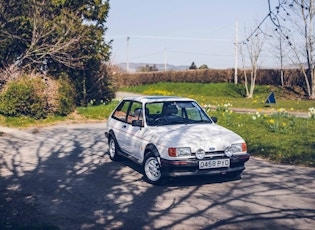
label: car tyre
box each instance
[108,137,121,161]
[143,153,163,185]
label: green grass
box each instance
[121,82,314,112]
[121,82,315,167]
[0,101,119,128]
[0,114,68,128]
[76,101,118,120]
[209,109,315,167]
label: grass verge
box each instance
[208,107,315,167]
[0,101,119,128]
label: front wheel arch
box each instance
[144,144,160,158]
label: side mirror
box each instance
[132,120,143,127]
[211,116,217,123]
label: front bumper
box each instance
[160,153,250,177]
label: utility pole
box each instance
[234,19,238,84]
[126,36,130,72]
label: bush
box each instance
[0,75,76,119]
[0,77,47,119]
[56,76,76,116]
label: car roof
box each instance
[122,96,195,103]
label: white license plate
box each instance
[199,159,230,169]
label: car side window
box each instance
[112,100,131,122]
[127,102,143,124]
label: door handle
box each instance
[122,125,126,128]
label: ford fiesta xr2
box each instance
[105,96,250,184]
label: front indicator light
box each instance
[242,142,247,152]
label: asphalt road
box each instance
[1,123,315,230]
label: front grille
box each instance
[192,151,225,158]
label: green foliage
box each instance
[0,0,113,106]
[70,63,115,106]
[209,109,315,167]
[56,77,76,116]
[77,101,119,120]
[0,78,46,119]
[0,0,111,69]
[123,82,263,99]
[0,75,77,119]
[199,64,208,69]
[0,114,67,128]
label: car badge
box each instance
[209,147,215,151]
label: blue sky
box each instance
[106,0,275,69]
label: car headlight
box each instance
[224,143,247,157]
[168,147,191,157]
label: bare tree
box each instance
[280,0,314,98]
[241,28,265,98]
[294,0,315,99]
[271,29,289,88]
[239,43,249,97]
[266,0,315,99]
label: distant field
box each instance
[121,82,313,112]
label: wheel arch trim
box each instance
[144,144,162,166]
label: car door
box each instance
[110,100,132,153]
[111,100,144,160]
[123,101,145,160]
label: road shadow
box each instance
[1,124,315,229]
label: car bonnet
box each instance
[146,123,244,152]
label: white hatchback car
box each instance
[105,96,250,184]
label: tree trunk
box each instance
[248,70,256,98]
[244,69,249,97]
[310,68,315,99]
[82,76,87,106]
[280,69,284,88]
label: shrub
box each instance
[0,74,76,119]
[56,76,76,116]
[0,77,47,119]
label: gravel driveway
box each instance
[1,123,315,229]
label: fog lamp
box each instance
[195,149,205,160]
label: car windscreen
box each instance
[145,101,212,126]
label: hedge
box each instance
[113,69,306,89]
